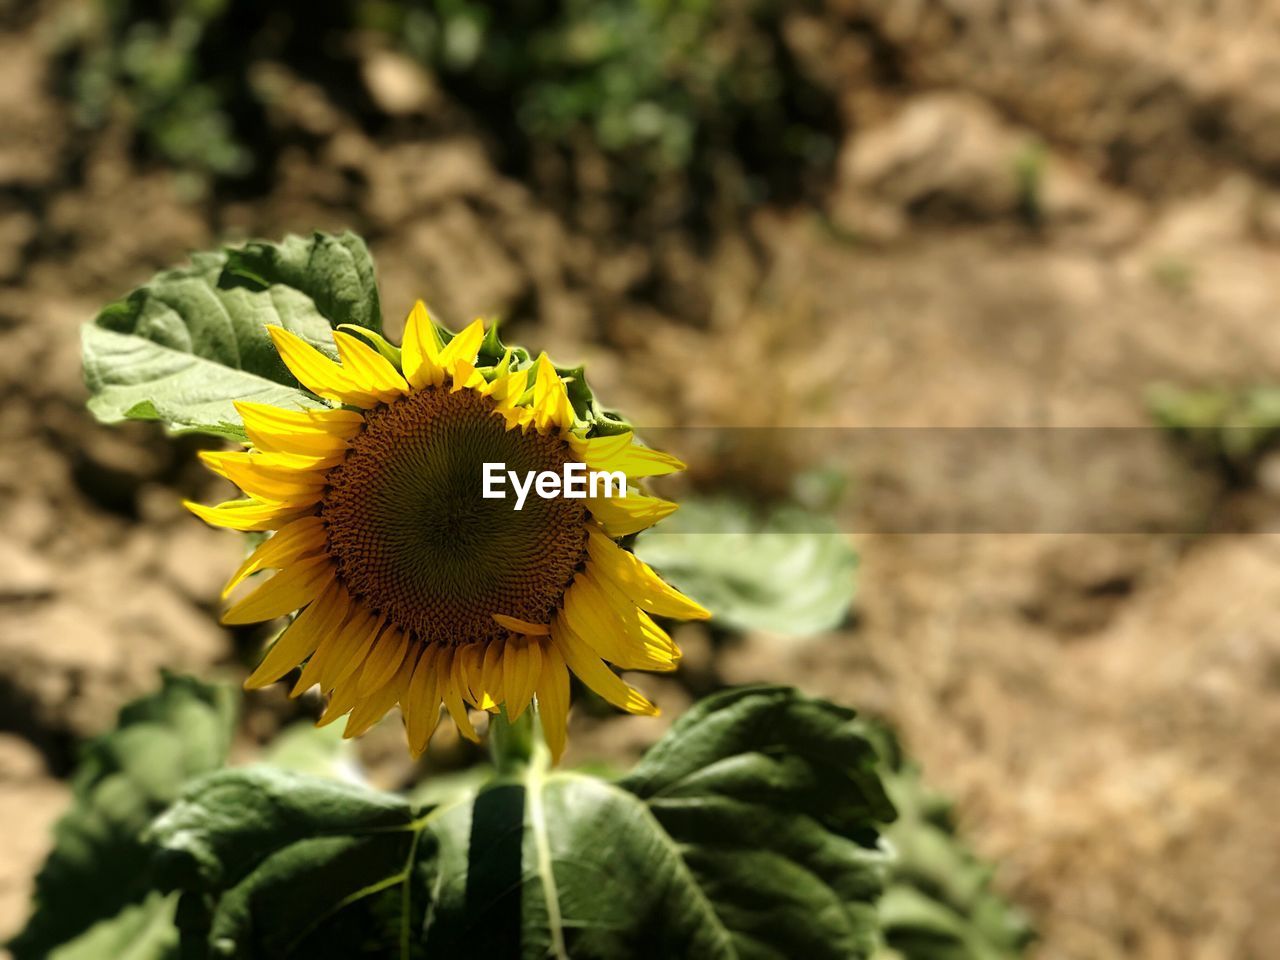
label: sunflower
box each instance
[185,303,708,760]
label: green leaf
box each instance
[224,233,382,334]
[151,685,893,959]
[633,497,859,636]
[83,231,381,440]
[870,727,1033,959]
[10,673,237,960]
[259,720,361,782]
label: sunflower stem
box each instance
[488,706,535,773]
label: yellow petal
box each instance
[223,515,327,598]
[343,669,410,739]
[561,574,678,672]
[585,525,710,620]
[292,603,370,695]
[236,401,362,438]
[438,318,485,369]
[198,451,326,505]
[221,556,334,625]
[357,625,409,696]
[553,620,658,717]
[491,613,550,636]
[587,490,678,537]
[317,673,361,727]
[531,353,574,434]
[185,497,315,532]
[241,447,345,471]
[244,580,349,689]
[333,330,408,400]
[487,368,531,409]
[497,405,536,433]
[560,576,629,665]
[267,326,381,407]
[321,610,384,692]
[448,358,486,392]
[404,648,443,756]
[569,433,686,479]
[442,650,479,742]
[535,643,570,762]
[503,640,541,721]
[481,639,505,709]
[401,300,445,389]
[235,401,361,462]
[231,448,343,473]
[456,643,489,708]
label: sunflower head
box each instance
[186,303,708,760]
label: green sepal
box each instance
[473,319,532,371]
[556,363,632,435]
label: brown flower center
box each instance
[321,385,587,646]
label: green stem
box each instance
[488,705,536,774]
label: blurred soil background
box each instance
[3,1,1280,957]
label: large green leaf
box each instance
[150,685,894,959]
[83,231,380,440]
[9,673,237,960]
[634,497,859,636]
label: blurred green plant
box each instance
[9,672,235,960]
[633,495,859,637]
[1148,382,1280,479]
[56,0,253,179]
[1150,257,1195,296]
[1013,141,1047,228]
[56,0,837,222]
[870,727,1034,960]
[382,0,835,208]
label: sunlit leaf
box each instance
[83,232,380,440]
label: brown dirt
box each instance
[3,3,1280,959]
